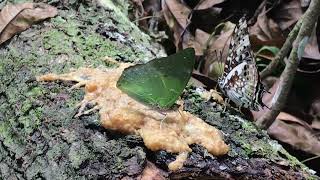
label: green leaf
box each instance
[256,46,280,56]
[117,48,195,109]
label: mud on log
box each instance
[0,0,317,179]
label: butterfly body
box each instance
[218,17,266,111]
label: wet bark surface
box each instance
[0,0,317,179]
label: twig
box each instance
[260,19,302,79]
[248,0,267,25]
[301,155,320,163]
[256,0,320,129]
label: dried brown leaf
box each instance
[203,22,235,78]
[162,0,207,55]
[249,7,284,48]
[303,26,320,60]
[272,0,303,31]
[309,99,320,130]
[162,0,190,33]
[192,28,210,55]
[162,0,189,50]
[268,112,320,156]
[310,99,320,116]
[0,3,57,44]
[177,30,204,55]
[253,76,320,156]
[311,119,320,130]
[195,28,210,48]
[196,0,224,10]
[277,112,313,128]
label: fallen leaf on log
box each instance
[0,2,57,45]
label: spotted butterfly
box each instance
[217,17,267,111]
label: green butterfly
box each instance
[117,48,195,109]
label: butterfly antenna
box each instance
[215,49,224,76]
[214,49,218,59]
[263,103,270,110]
[214,82,219,91]
[218,26,233,65]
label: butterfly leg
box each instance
[214,83,219,92]
[222,98,230,113]
[76,105,100,117]
[159,115,168,130]
[158,111,168,130]
[237,106,244,115]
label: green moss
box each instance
[43,29,72,55]
[42,15,143,73]
[46,143,69,162]
[96,0,165,62]
[0,121,12,140]
[21,99,32,113]
[182,86,315,175]
[26,87,45,97]
[232,120,275,157]
[0,121,26,158]
[18,107,43,135]
[26,156,48,180]
[68,141,91,168]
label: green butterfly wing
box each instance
[117,48,195,109]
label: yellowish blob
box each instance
[37,63,229,171]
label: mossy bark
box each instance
[0,0,317,179]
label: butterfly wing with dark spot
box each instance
[222,17,253,78]
[218,17,267,111]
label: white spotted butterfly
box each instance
[217,17,267,111]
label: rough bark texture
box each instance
[0,0,317,179]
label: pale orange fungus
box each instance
[37,63,229,171]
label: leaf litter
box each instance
[136,0,320,169]
[0,2,57,45]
